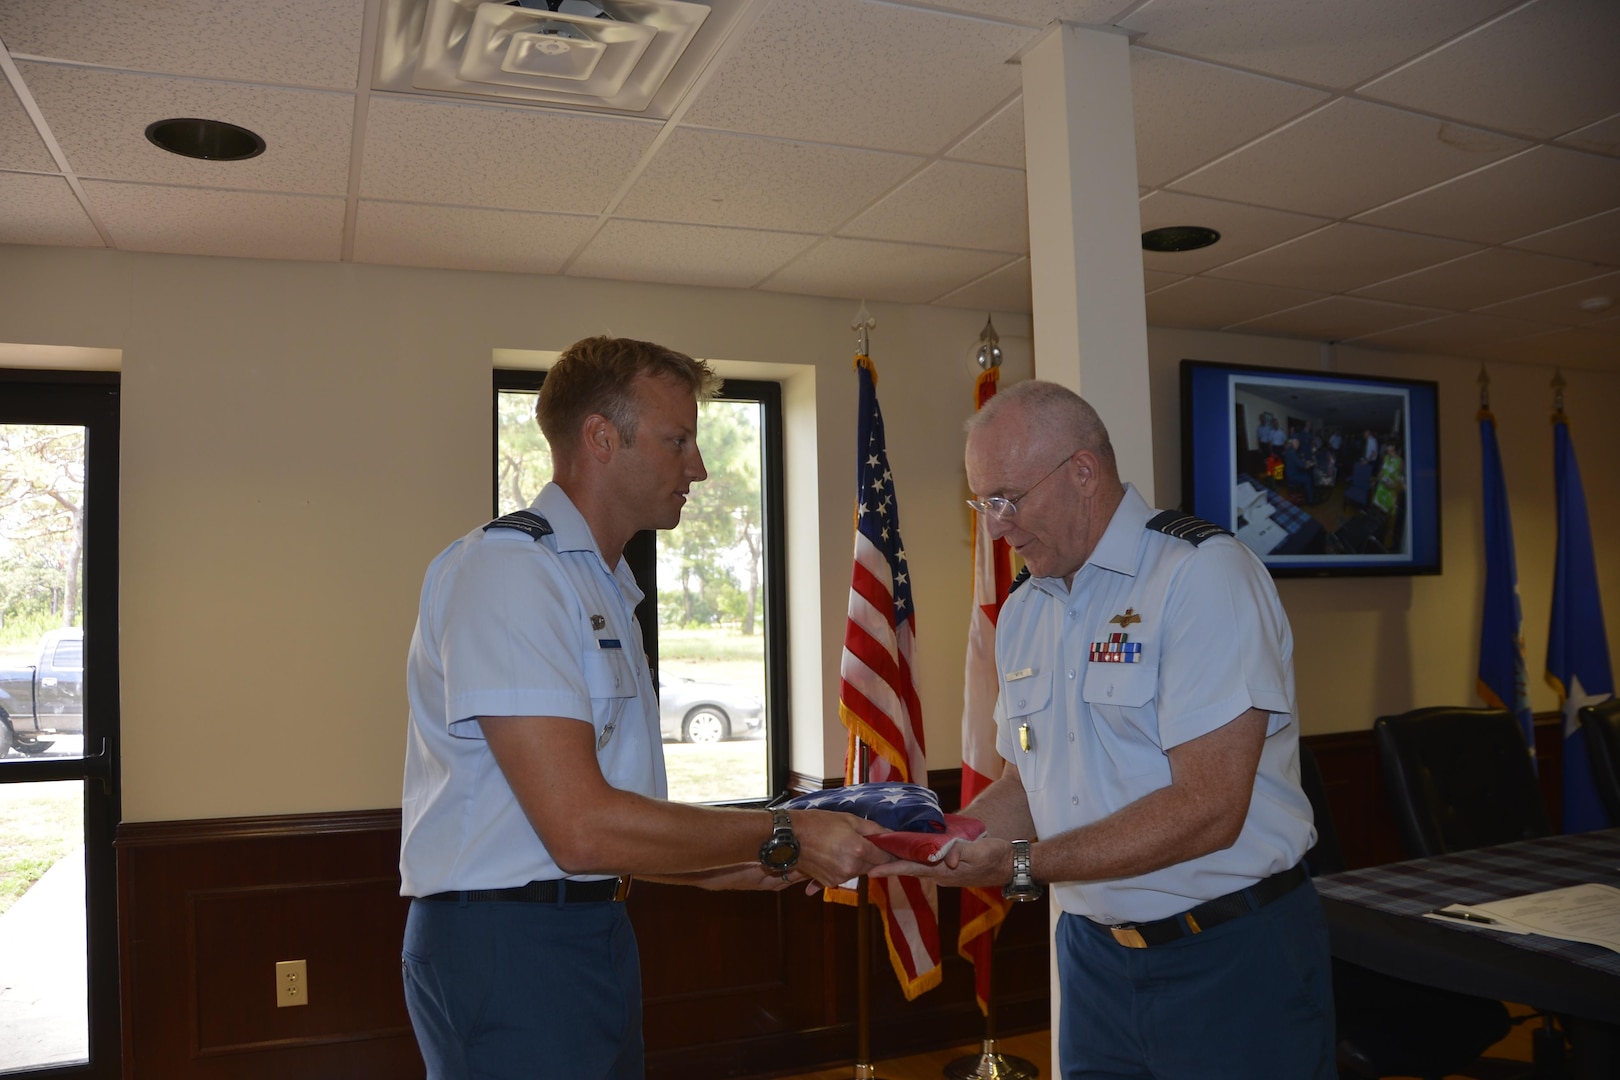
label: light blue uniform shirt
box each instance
[400,483,664,897]
[994,485,1315,924]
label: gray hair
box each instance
[965,379,1117,472]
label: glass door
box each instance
[0,373,120,1079]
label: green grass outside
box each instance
[0,782,80,915]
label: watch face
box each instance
[763,841,797,868]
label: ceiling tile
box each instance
[935,257,1033,313]
[83,180,343,261]
[1143,268,1185,292]
[946,97,1024,169]
[0,172,102,246]
[841,161,1027,253]
[762,238,1014,305]
[1228,296,1451,341]
[909,1,1138,25]
[1557,113,1620,157]
[1144,276,1325,329]
[1353,248,1611,310]
[1360,0,1620,139]
[1510,207,1620,268]
[1207,223,1479,294]
[360,97,658,214]
[1476,271,1620,326]
[616,129,921,232]
[1350,312,1562,354]
[21,63,352,194]
[1118,0,1521,89]
[1138,191,1329,274]
[1170,99,1526,219]
[1353,146,1620,245]
[353,202,597,275]
[0,82,54,172]
[0,0,364,89]
[569,220,817,290]
[682,0,1031,154]
[1465,323,1620,371]
[1130,49,1329,187]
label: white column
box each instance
[1022,23,1154,504]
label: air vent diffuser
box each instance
[375,0,744,118]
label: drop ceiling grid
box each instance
[1352,247,1615,311]
[1138,192,1331,274]
[0,0,364,89]
[1478,271,1620,325]
[760,236,1017,306]
[353,201,601,275]
[82,181,345,261]
[1143,276,1327,329]
[839,159,1030,254]
[677,0,1032,154]
[1204,222,1482,296]
[934,256,1034,312]
[0,78,53,172]
[20,62,354,194]
[1510,208,1620,267]
[568,219,821,290]
[0,171,101,246]
[1227,295,1456,342]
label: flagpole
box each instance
[944,318,1038,1080]
[850,302,881,1080]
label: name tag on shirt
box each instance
[1005,667,1034,682]
[598,639,622,649]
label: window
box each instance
[494,371,787,805]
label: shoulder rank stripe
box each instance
[1008,566,1031,594]
[483,510,553,540]
[1146,510,1230,546]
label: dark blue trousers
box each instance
[1057,880,1335,1079]
[402,897,643,1080]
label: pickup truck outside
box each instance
[0,627,83,757]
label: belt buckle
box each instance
[613,875,633,902]
[1110,925,1148,949]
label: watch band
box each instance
[1002,838,1043,902]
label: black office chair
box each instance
[1298,744,1515,1080]
[1373,707,1551,859]
[1578,697,1620,823]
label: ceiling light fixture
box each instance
[1142,226,1220,253]
[1576,296,1613,313]
[144,118,265,161]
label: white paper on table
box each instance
[1432,883,1620,953]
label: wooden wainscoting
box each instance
[112,771,1049,1080]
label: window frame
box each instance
[492,370,789,804]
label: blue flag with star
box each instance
[1547,411,1614,833]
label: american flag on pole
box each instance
[836,352,941,1000]
[959,364,1014,1015]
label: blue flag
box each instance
[1547,412,1614,833]
[1477,410,1535,758]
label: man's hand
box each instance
[869,836,1014,890]
[791,809,895,887]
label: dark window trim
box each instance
[492,370,789,804]
[0,369,122,1079]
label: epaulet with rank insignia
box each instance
[483,510,553,540]
[1007,566,1031,594]
[1146,510,1230,546]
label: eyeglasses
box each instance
[966,450,1076,520]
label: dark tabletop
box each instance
[1315,829,1620,1024]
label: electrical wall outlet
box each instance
[275,959,308,1008]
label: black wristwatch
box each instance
[759,808,800,872]
[1002,839,1043,902]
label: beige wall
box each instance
[1,244,1615,822]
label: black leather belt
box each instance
[1106,863,1308,948]
[419,876,631,904]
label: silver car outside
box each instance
[657,672,764,743]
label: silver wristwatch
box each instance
[1002,839,1043,902]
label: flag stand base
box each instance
[852,1063,880,1079]
[943,1039,1039,1080]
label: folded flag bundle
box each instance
[778,782,986,864]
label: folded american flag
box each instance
[778,783,986,864]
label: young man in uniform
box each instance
[399,336,892,1079]
[875,380,1333,1079]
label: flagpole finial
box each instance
[975,315,1002,370]
[851,301,875,357]
[1477,365,1490,410]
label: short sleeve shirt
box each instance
[993,485,1315,923]
[399,483,664,897]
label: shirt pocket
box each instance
[1003,670,1057,792]
[1080,663,1165,779]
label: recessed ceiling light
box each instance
[144,118,265,161]
[1577,295,1613,313]
[1141,226,1220,253]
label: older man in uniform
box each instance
[400,336,892,1080]
[876,380,1332,1079]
